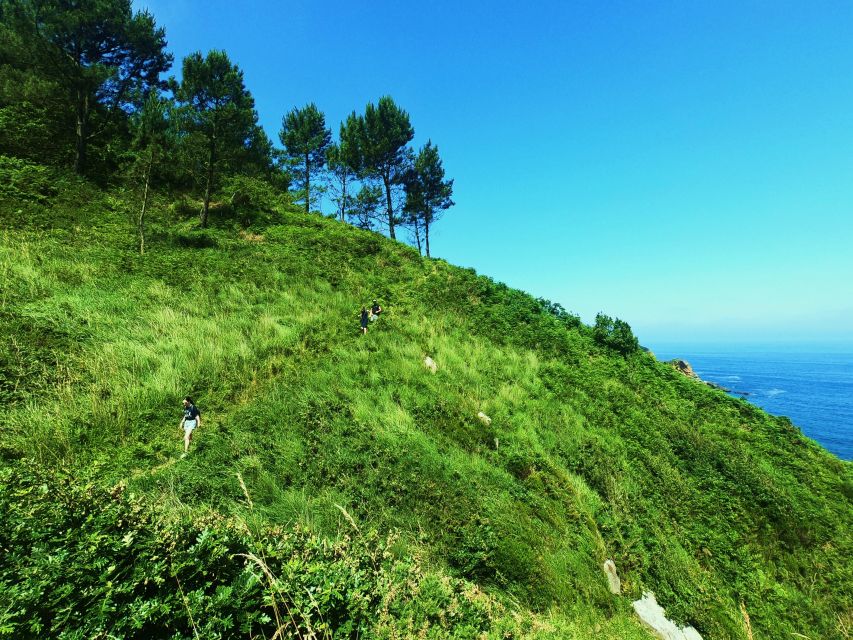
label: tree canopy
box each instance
[0,4,455,255]
[0,0,171,173]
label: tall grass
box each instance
[1,179,851,639]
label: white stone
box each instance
[603,559,621,594]
[423,356,437,373]
[477,411,492,426]
[632,592,703,640]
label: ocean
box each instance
[648,345,853,461]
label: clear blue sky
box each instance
[134,0,853,346]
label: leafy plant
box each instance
[0,155,56,202]
[593,312,639,355]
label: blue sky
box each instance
[134,0,853,346]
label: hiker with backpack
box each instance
[180,396,201,457]
[370,299,383,320]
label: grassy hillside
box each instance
[1,162,851,639]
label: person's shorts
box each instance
[184,420,197,435]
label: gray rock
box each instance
[423,356,437,373]
[603,559,621,594]
[632,592,703,640]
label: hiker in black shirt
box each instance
[370,300,382,319]
[180,396,201,456]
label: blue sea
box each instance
[649,345,853,461]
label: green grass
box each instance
[1,164,851,638]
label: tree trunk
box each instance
[304,152,310,214]
[74,89,88,174]
[139,150,153,255]
[413,217,422,255]
[425,219,431,258]
[383,173,395,239]
[202,166,213,228]
[340,170,347,222]
[201,142,216,228]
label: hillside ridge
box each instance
[1,174,851,639]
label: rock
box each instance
[671,360,750,396]
[632,592,703,640]
[706,381,752,395]
[670,359,697,378]
[423,356,437,373]
[477,411,492,426]
[603,559,621,594]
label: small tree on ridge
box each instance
[173,50,261,227]
[279,102,331,214]
[403,140,453,257]
[325,112,362,222]
[127,93,173,254]
[355,96,414,239]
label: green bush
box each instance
[0,155,57,202]
[593,313,639,355]
[537,297,582,330]
[221,174,293,216]
[0,462,524,639]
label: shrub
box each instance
[537,297,582,330]
[220,175,296,225]
[0,155,57,202]
[0,462,522,639]
[169,194,199,218]
[593,313,639,355]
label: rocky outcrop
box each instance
[632,592,703,640]
[671,359,697,378]
[603,559,621,594]
[668,359,749,396]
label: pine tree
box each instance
[403,141,454,257]
[325,113,362,222]
[355,96,414,239]
[173,50,262,227]
[279,103,331,214]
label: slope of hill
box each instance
[1,164,851,638]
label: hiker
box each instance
[180,396,201,456]
[360,307,369,334]
[370,299,383,320]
